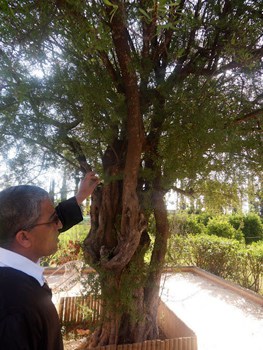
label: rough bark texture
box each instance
[82,128,169,346]
[83,179,169,347]
[81,3,170,346]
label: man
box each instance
[0,172,99,349]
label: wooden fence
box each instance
[58,295,102,329]
[58,296,197,350]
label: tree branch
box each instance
[171,185,195,197]
[98,50,124,94]
[234,108,263,125]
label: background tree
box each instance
[0,0,262,347]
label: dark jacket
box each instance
[0,197,83,349]
[0,268,62,350]
[56,196,83,232]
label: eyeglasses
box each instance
[20,212,61,232]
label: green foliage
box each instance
[0,0,262,189]
[227,212,263,243]
[167,234,263,294]
[236,242,263,292]
[81,271,102,301]
[58,222,89,244]
[198,180,241,214]
[195,212,214,226]
[167,234,241,279]
[166,232,192,267]
[206,216,244,242]
[242,213,263,244]
[227,213,244,231]
[167,211,263,293]
[169,212,205,236]
[169,211,263,244]
[190,235,241,279]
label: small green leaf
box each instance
[103,0,115,6]
[138,8,151,21]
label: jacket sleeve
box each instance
[0,312,39,350]
[56,197,83,232]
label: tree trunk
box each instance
[82,149,169,347]
[82,2,170,346]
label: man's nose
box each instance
[57,219,63,230]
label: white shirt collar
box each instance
[0,247,45,286]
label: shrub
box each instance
[166,234,263,294]
[227,213,244,231]
[206,216,244,242]
[167,234,241,278]
[243,242,263,292]
[195,212,213,226]
[189,234,241,279]
[169,212,205,236]
[166,234,191,266]
[242,213,263,244]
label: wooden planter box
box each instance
[58,296,197,350]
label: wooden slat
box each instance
[93,338,197,350]
[58,296,197,350]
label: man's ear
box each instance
[15,230,32,248]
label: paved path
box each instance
[160,272,263,350]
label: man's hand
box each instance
[75,172,100,205]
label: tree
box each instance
[0,0,262,346]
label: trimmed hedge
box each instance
[166,234,263,294]
[169,212,263,243]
